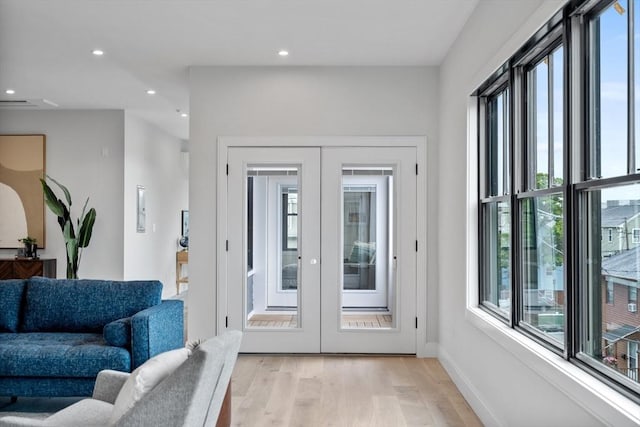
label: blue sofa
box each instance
[0,277,184,397]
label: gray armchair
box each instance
[0,331,242,427]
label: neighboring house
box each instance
[602,246,640,382]
[601,200,640,257]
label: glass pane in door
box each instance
[245,165,300,329]
[281,188,298,290]
[341,167,393,329]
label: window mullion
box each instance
[528,70,536,190]
[509,70,518,328]
[549,53,555,186]
[590,17,601,179]
[504,91,511,195]
[564,12,576,361]
[511,193,520,328]
[628,0,636,174]
[564,183,575,360]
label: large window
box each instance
[580,0,640,395]
[477,0,640,399]
[480,82,512,320]
[519,40,566,346]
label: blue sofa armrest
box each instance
[130,300,184,369]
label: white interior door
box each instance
[224,144,416,354]
[226,147,321,352]
[321,147,417,353]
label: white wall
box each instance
[189,66,439,340]
[123,113,189,298]
[439,1,636,426]
[0,110,125,279]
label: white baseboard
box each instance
[438,346,503,427]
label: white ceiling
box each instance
[0,0,478,140]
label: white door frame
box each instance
[217,136,428,353]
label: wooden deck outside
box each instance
[247,313,393,329]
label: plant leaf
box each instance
[66,239,78,278]
[47,175,72,207]
[60,202,74,238]
[40,179,65,217]
[63,221,72,240]
[78,208,96,248]
[57,206,71,234]
[78,198,89,229]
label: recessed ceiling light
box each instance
[5,89,15,95]
[146,89,156,95]
[278,50,289,57]
[92,49,104,56]
[181,113,188,118]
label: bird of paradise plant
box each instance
[40,175,96,279]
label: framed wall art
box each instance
[0,135,46,248]
[181,210,189,237]
[136,185,146,233]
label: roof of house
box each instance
[603,324,640,343]
[601,204,640,227]
[602,246,640,282]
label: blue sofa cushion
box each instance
[21,277,162,332]
[0,332,131,377]
[103,317,131,348]
[0,280,25,332]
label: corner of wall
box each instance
[438,346,503,427]
[417,342,440,358]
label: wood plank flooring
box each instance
[230,355,482,427]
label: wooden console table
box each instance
[176,251,188,293]
[0,258,57,279]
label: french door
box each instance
[321,147,416,353]
[224,145,416,353]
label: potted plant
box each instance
[40,176,96,279]
[18,236,38,258]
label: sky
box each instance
[599,0,629,179]
[533,0,639,202]
[598,0,639,201]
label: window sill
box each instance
[466,306,640,426]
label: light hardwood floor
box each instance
[230,355,482,427]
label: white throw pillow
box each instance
[110,348,191,424]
